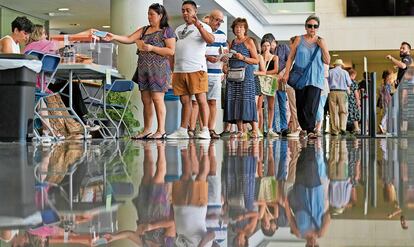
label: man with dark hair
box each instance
[386,41,412,87]
[0,16,33,53]
[168,0,215,139]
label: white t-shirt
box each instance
[174,22,212,73]
[174,205,212,246]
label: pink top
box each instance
[23,40,59,93]
[23,40,58,54]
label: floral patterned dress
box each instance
[347,80,361,125]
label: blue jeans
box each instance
[273,91,288,132]
[316,94,328,122]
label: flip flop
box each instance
[131,132,152,140]
[149,133,167,139]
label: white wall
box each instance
[316,0,414,51]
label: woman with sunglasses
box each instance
[104,3,176,139]
[281,15,330,139]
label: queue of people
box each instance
[1,1,412,141]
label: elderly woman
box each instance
[105,3,175,139]
[281,15,330,139]
[224,18,259,139]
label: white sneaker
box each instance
[167,128,189,139]
[196,128,211,139]
[287,130,300,138]
[267,129,279,138]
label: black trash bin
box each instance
[0,54,39,142]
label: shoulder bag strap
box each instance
[303,46,320,73]
[264,55,274,71]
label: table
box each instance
[55,64,124,138]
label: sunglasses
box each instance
[306,24,319,29]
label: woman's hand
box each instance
[281,72,289,84]
[103,33,114,42]
[234,52,244,61]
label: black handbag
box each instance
[287,46,320,89]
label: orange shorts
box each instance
[172,180,208,206]
[172,71,208,96]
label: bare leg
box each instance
[179,95,192,129]
[195,93,210,128]
[151,92,166,137]
[189,99,199,130]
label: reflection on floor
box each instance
[0,137,413,247]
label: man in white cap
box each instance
[328,59,352,136]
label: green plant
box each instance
[101,91,140,133]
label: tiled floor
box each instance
[0,137,413,246]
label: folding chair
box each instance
[30,52,63,142]
[86,80,134,138]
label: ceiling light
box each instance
[48,12,72,17]
[332,54,339,57]
[57,8,70,11]
[102,25,111,28]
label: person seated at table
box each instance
[24,25,92,140]
[24,25,101,136]
[0,16,33,53]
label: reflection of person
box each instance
[172,140,214,246]
[223,140,258,247]
[0,16,33,53]
[285,141,330,246]
[105,141,175,245]
[281,15,330,139]
[105,3,175,139]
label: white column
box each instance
[110,0,162,131]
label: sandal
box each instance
[149,133,167,139]
[249,130,259,139]
[188,129,196,139]
[131,132,152,140]
[236,131,248,140]
[209,129,220,139]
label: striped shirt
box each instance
[206,29,227,74]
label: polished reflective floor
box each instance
[0,137,413,246]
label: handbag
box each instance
[226,39,246,82]
[227,67,246,82]
[287,46,320,89]
[258,55,278,96]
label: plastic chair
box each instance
[87,80,134,138]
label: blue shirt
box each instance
[274,43,290,73]
[328,66,352,90]
[294,36,324,89]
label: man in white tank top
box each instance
[0,16,33,53]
